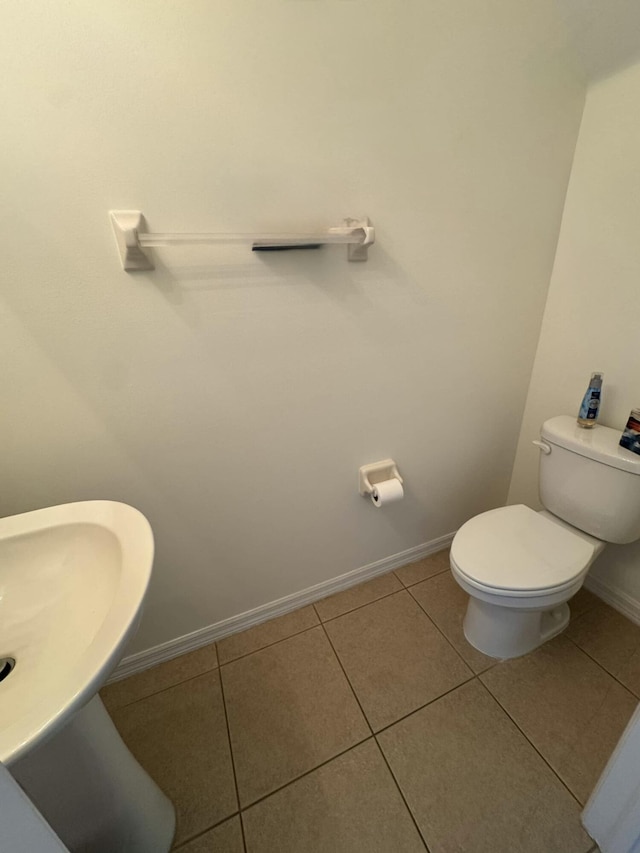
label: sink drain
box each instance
[0,658,15,683]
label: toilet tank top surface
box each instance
[451,505,596,592]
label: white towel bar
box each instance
[110,211,375,271]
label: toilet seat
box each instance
[450,505,596,598]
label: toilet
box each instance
[450,415,640,659]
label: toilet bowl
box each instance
[450,505,604,658]
[450,415,640,660]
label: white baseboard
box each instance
[110,532,455,683]
[584,574,640,627]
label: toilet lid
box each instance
[451,505,596,593]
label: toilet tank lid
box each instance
[541,416,640,475]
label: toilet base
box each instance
[463,596,571,659]
[10,695,175,853]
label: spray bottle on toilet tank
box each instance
[577,372,603,428]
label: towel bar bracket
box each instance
[110,211,155,271]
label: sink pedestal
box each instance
[10,695,175,853]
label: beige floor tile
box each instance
[394,549,451,587]
[569,586,600,621]
[222,626,369,806]
[378,680,592,853]
[218,606,319,664]
[242,739,425,853]
[324,590,472,731]
[101,644,219,712]
[314,572,402,622]
[409,572,495,673]
[567,602,640,696]
[176,816,244,852]
[112,670,237,846]
[481,636,637,803]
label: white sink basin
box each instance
[4,501,174,852]
[0,500,153,765]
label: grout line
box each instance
[104,663,221,714]
[175,694,375,845]
[392,564,451,589]
[221,581,472,837]
[219,575,414,668]
[320,620,432,850]
[112,564,459,714]
[219,573,414,667]
[238,735,374,812]
[318,586,406,625]
[373,674,478,736]
[172,812,241,850]
[564,633,640,700]
[406,582,502,677]
[218,619,321,667]
[319,581,482,736]
[159,559,453,687]
[239,810,247,852]
[218,599,387,815]
[374,738,432,853]
[236,674,488,852]
[217,667,248,852]
[318,621,375,737]
[316,565,455,629]
[322,566,501,736]
[314,553,452,624]
[475,678,587,809]
[404,583,482,676]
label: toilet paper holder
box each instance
[358,459,404,496]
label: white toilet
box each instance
[450,415,640,659]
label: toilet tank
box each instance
[538,415,640,544]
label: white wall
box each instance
[556,0,640,82]
[0,2,585,654]
[508,59,640,609]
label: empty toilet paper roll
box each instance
[371,478,404,507]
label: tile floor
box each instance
[100,550,640,852]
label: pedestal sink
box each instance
[0,501,175,853]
